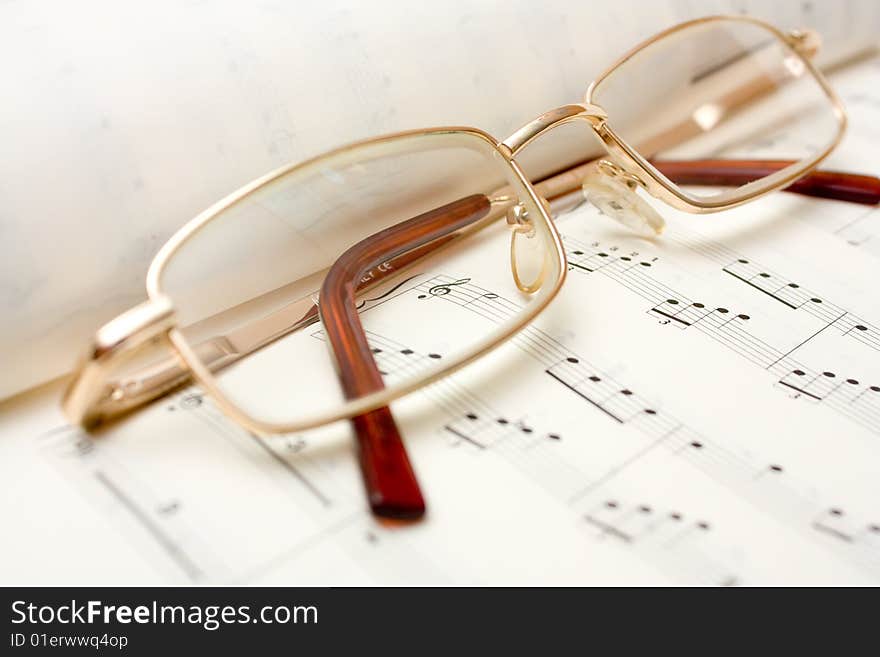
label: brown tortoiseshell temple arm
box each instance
[319,194,492,519]
[654,159,880,205]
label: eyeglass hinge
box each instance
[786,28,821,57]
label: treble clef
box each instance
[426,278,471,297]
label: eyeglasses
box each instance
[64,15,880,520]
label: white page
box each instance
[7,191,878,584]
[4,63,880,585]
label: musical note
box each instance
[559,231,880,434]
[777,368,880,412]
[580,498,738,585]
[158,500,181,515]
[587,502,709,557]
[443,411,563,452]
[720,258,880,356]
[545,357,662,426]
[850,383,880,404]
[811,507,880,549]
[665,225,880,351]
[840,317,880,352]
[722,258,814,309]
[400,274,880,576]
[73,434,95,457]
[568,249,616,273]
[777,369,838,401]
[648,299,728,328]
[753,463,785,480]
[284,437,307,453]
[568,243,656,274]
[468,292,499,305]
[314,329,444,382]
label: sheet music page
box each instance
[2,0,878,400]
[2,56,880,587]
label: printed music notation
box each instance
[585,499,709,545]
[649,298,750,330]
[545,357,660,425]
[368,335,444,380]
[443,412,557,451]
[17,52,880,587]
[721,257,880,351]
[777,368,880,403]
[813,507,880,546]
[34,251,880,584]
[583,498,739,586]
[567,244,658,275]
[280,271,879,579]
[36,178,880,580]
[561,231,880,436]
[314,299,746,582]
[39,388,368,583]
[722,259,824,311]
[668,227,880,352]
[410,274,880,575]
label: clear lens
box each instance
[158,131,560,427]
[590,18,843,199]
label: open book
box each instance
[1,1,879,584]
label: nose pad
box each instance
[582,161,665,237]
[507,203,547,293]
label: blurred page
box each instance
[1,0,878,399]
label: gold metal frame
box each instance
[64,127,569,433]
[63,14,848,435]
[584,14,847,212]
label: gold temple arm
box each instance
[62,297,178,427]
[62,197,514,428]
